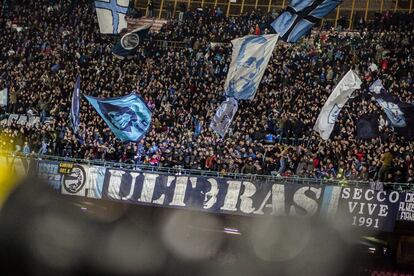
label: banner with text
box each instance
[337,187,401,232]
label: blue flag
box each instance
[70,76,81,133]
[271,0,342,43]
[224,35,279,100]
[112,24,152,59]
[85,93,152,142]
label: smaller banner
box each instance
[85,93,152,142]
[0,88,7,106]
[224,34,278,100]
[397,192,414,222]
[210,98,238,138]
[112,24,152,59]
[70,76,81,133]
[313,70,361,140]
[60,163,105,199]
[94,0,129,34]
[337,187,401,232]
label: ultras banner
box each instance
[34,161,413,232]
[102,169,343,219]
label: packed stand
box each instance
[0,0,413,184]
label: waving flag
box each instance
[95,0,129,34]
[313,70,361,140]
[85,93,151,142]
[210,98,238,138]
[70,76,81,133]
[225,35,278,100]
[271,0,342,43]
[370,80,414,131]
[112,24,152,59]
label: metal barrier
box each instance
[4,152,414,191]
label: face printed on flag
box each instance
[225,35,278,100]
[85,93,152,142]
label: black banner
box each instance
[337,187,401,232]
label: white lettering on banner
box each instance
[389,191,399,203]
[377,191,386,202]
[398,193,414,221]
[253,184,286,216]
[137,173,159,203]
[203,178,219,209]
[253,189,272,215]
[220,181,242,211]
[122,172,140,200]
[342,187,350,199]
[353,188,363,200]
[290,187,321,217]
[239,182,257,214]
[365,189,374,201]
[169,177,197,207]
[107,169,126,200]
[379,205,389,217]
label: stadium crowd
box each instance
[0,0,413,183]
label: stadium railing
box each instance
[3,152,414,191]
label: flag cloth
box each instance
[357,114,379,140]
[95,0,129,34]
[370,81,414,140]
[85,93,152,142]
[224,35,278,100]
[271,0,342,43]
[370,81,411,128]
[0,88,7,107]
[313,70,362,140]
[70,76,81,133]
[112,24,152,59]
[210,98,238,138]
[369,79,386,94]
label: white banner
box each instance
[95,0,129,34]
[60,164,105,199]
[313,70,362,140]
[224,34,279,100]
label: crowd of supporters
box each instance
[0,0,413,183]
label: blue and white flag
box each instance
[210,98,238,138]
[95,0,129,34]
[70,76,81,133]
[313,70,362,140]
[271,0,342,43]
[85,93,152,142]
[112,24,152,59]
[370,80,413,128]
[0,87,8,107]
[225,35,278,100]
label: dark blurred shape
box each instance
[357,114,379,140]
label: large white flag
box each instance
[225,34,279,100]
[313,70,362,140]
[95,0,129,34]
